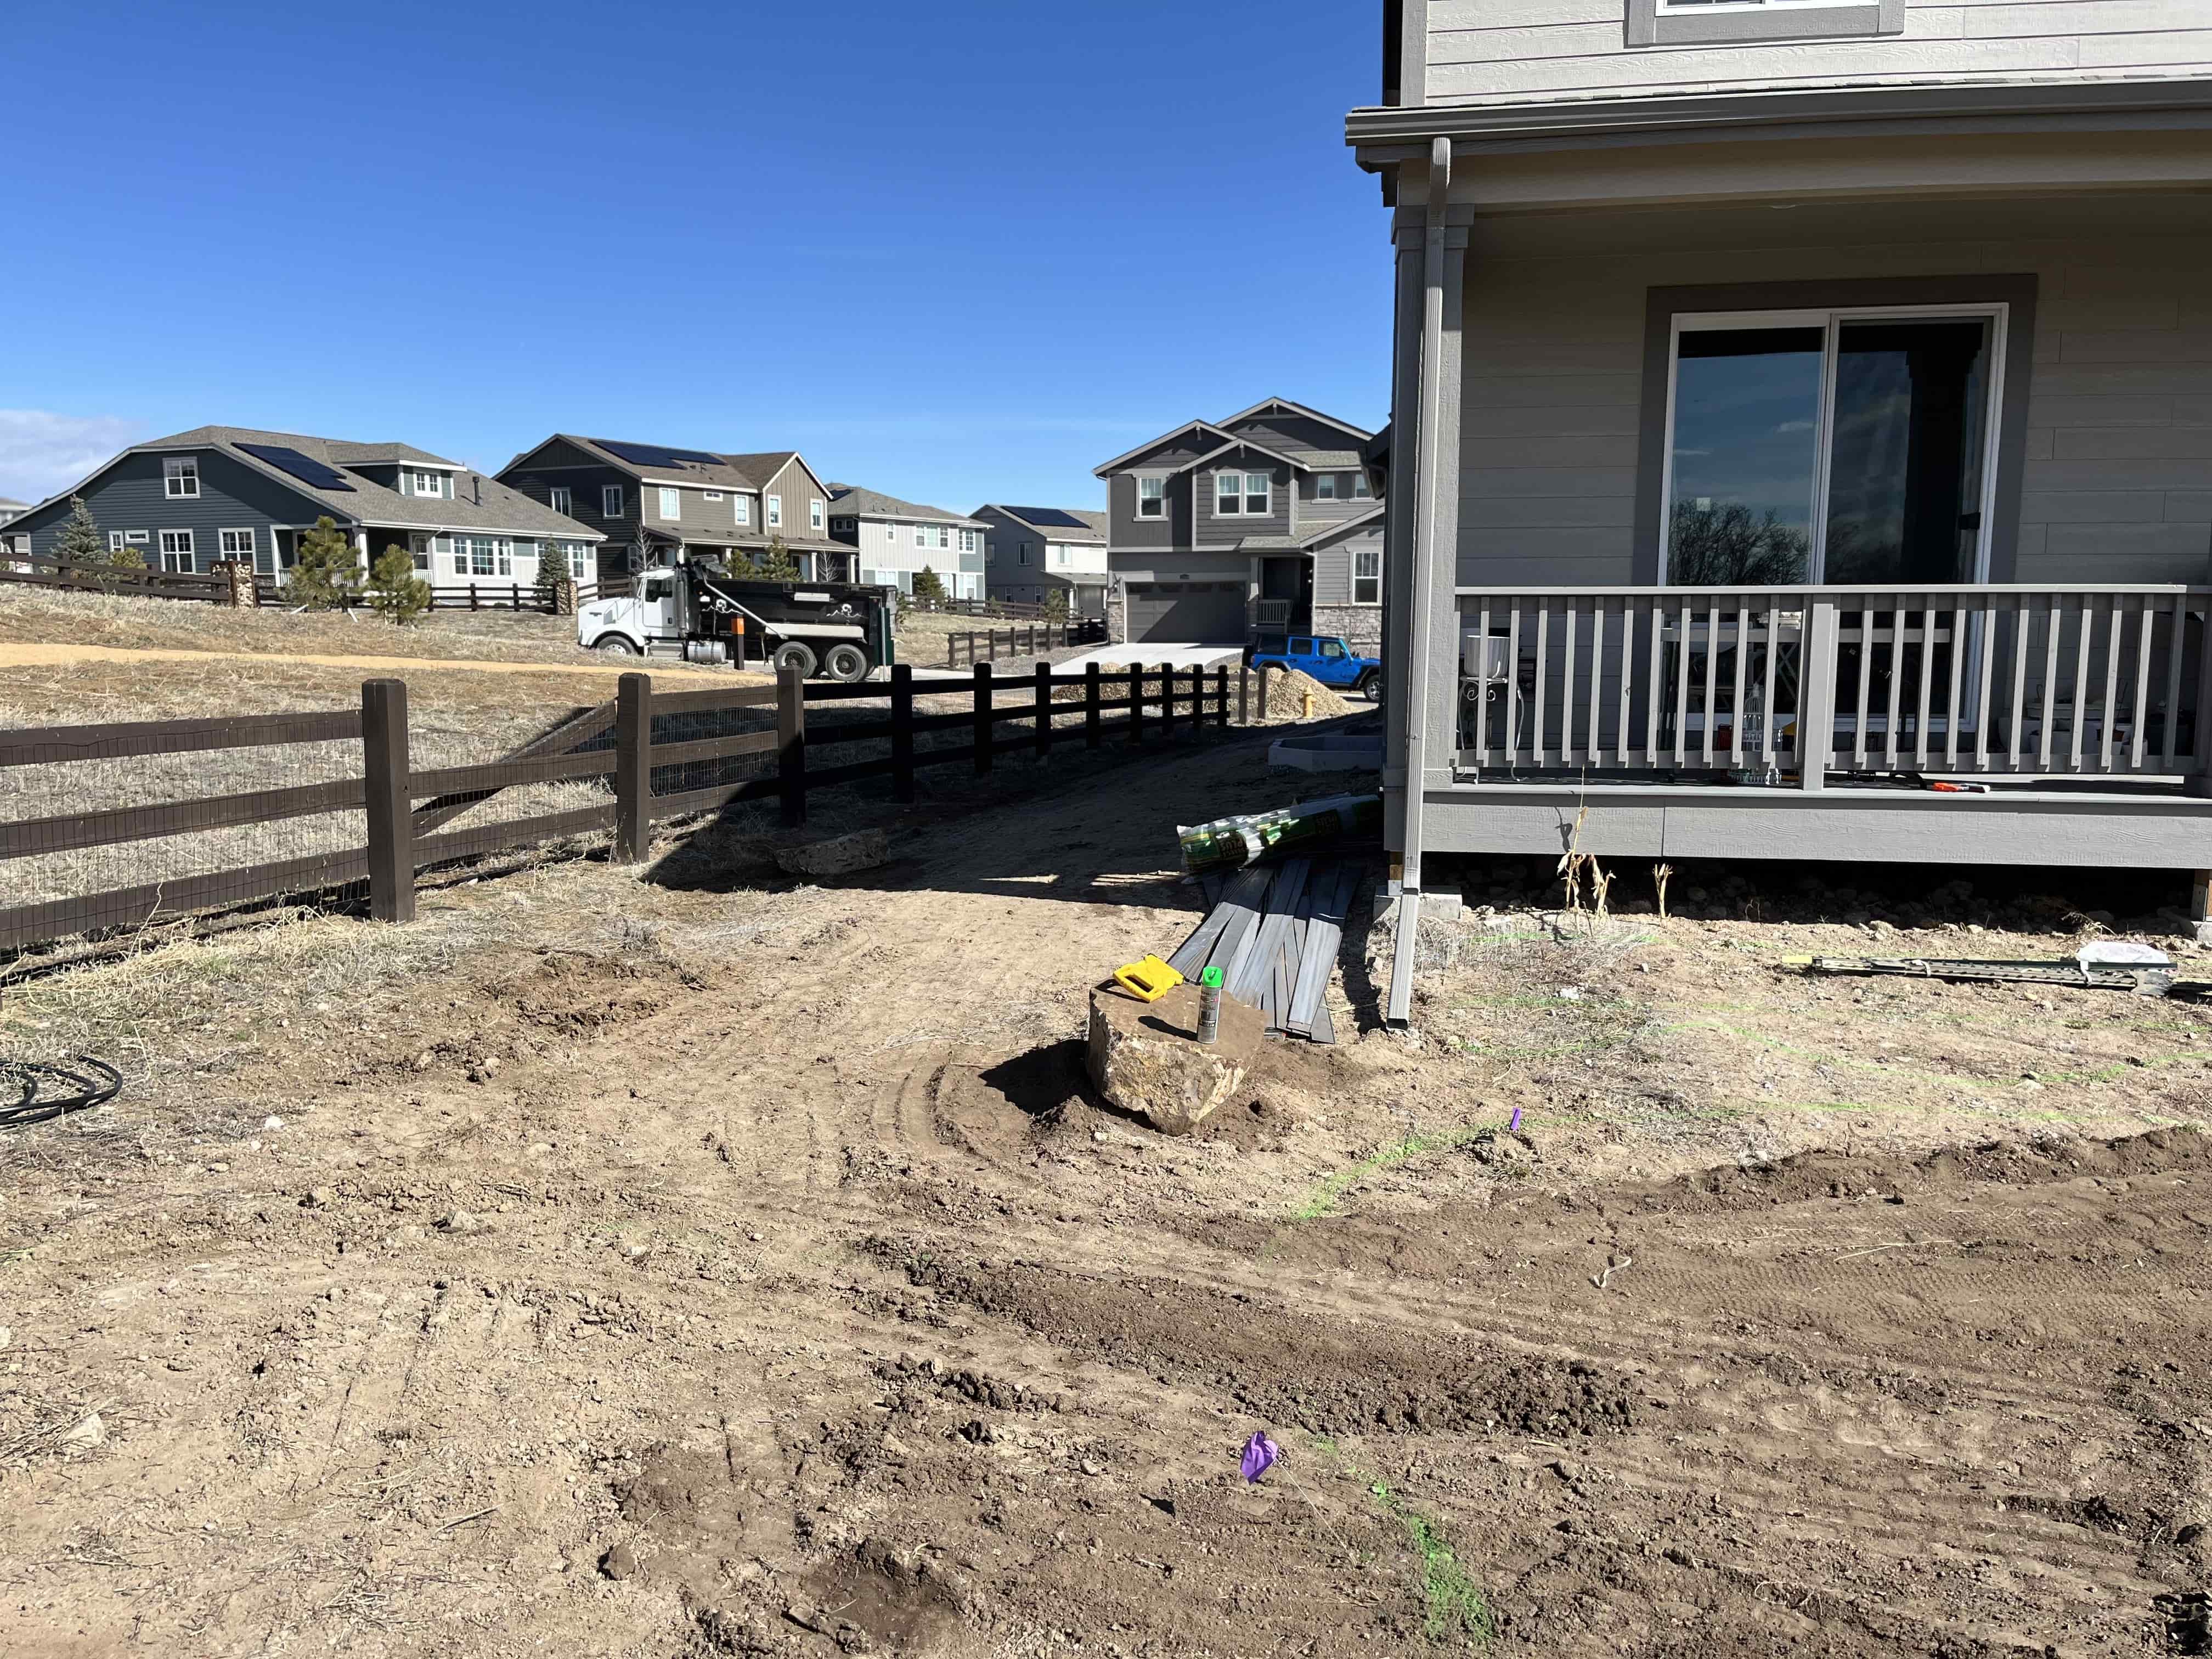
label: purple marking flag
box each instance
[1240,1431,1280,1483]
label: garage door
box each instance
[1126,581,1245,644]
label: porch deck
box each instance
[1412,582,2212,873]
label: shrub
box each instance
[364,544,432,625]
[286,516,361,609]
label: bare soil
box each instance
[2,726,2209,1658]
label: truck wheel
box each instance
[822,642,870,683]
[591,634,640,656]
[771,641,818,678]
[1358,668,1384,704]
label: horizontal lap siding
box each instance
[1423,0,2212,104]
[12,449,319,572]
[1313,523,1385,607]
[1457,223,2212,588]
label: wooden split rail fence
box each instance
[943,619,1108,667]
[0,659,1249,953]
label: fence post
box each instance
[1085,662,1102,748]
[1238,666,1250,726]
[1799,600,1838,794]
[891,663,916,803]
[511,583,521,611]
[614,671,653,861]
[973,662,994,775]
[777,663,808,825]
[1160,663,1176,740]
[1034,660,1052,761]
[1129,664,1146,745]
[361,678,416,924]
[1258,666,1272,725]
[1215,665,1229,729]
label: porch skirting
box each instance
[1398,781,2212,871]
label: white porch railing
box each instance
[1451,584,2212,785]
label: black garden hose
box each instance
[0,1057,122,1131]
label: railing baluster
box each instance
[2038,595,2060,772]
[1944,604,1966,769]
[1883,605,1906,771]
[1475,603,1492,763]
[2160,592,2187,772]
[1700,602,1718,768]
[1913,600,1934,771]
[2129,597,2153,772]
[1761,601,1779,769]
[1973,599,1995,772]
[1616,600,1635,767]
[1673,597,1690,767]
[1532,602,1551,766]
[2008,598,2030,772]
[1559,598,1578,765]
[2100,595,2123,774]
[1506,604,1523,763]
[1586,599,1606,767]
[1853,608,1873,770]
[1729,605,1748,768]
[2069,595,2094,773]
[1644,599,1663,767]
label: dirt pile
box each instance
[1259,666,1354,720]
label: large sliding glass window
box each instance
[1663,307,2002,587]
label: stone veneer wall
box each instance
[1312,603,1381,654]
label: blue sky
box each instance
[0,1,1393,512]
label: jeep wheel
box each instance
[1358,668,1384,704]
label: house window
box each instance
[1661,305,2003,586]
[1352,472,1373,499]
[219,528,255,560]
[1018,543,1032,566]
[1215,473,1242,516]
[496,538,512,576]
[704,490,724,502]
[410,470,445,498]
[810,497,825,530]
[602,485,624,516]
[107,531,127,551]
[550,486,573,516]
[914,526,927,548]
[659,487,681,520]
[766,494,782,527]
[159,529,195,572]
[959,529,975,554]
[164,456,199,499]
[125,529,149,545]
[567,541,592,578]
[410,533,431,572]
[1354,548,1381,605]
[1633,0,1905,49]
[1316,474,1338,500]
[1138,477,1164,518]
[1244,472,1269,515]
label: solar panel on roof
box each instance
[1007,507,1090,530]
[236,443,358,492]
[595,439,723,469]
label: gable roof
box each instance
[978,505,1108,541]
[21,426,602,540]
[1164,437,1313,477]
[1092,420,1243,477]
[548,436,768,493]
[1297,504,1386,548]
[1220,397,1375,444]
[826,484,985,528]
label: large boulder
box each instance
[1086,981,1263,1135]
[775,829,888,878]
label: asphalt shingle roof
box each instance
[982,505,1108,541]
[140,427,602,540]
[825,484,985,528]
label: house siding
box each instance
[1423,0,2212,106]
[9,448,324,572]
[1194,459,1293,546]
[1455,212,2212,589]
[498,442,640,580]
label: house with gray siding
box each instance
[1094,398,1385,647]
[0,499,27,529]
[1356,0,2212,1019]
[972,505,1109,614]
[0,427,600,587]
[497,437,851,584]
[825,484,987,600]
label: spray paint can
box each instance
[1197,965,1224,1045]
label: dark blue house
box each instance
[1,426,603,587]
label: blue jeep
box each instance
[1247,634,1384,703]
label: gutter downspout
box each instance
[1386,135,1452,1028]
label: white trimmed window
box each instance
[219,528,255,560]
[1635,0,1905,48]
[766,494,782,527]
[410,533,432,572]
[410,470,445,498]
[1244,471,1269,515]
[810,497,825,530]
[1216,472,1242,516]
[1354,548,1381,605]
[1352,471,1373,499]
[550,486,573,516]
[734,494,751,525]
[602,485,624,516]
[164,456,200,499]
[567,541,592,578]
[1316,474,1338,500]
[958,529,976,553]
[659,486,681,520]
[159,528,195,571]
[704,490,724,501]
[125,529,149,545]
[1138,477,1164,518]
[108,531,127,551]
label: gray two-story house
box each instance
[1094,398,1385,648]
[0,427,600,587]
[825,485,988,600]
[972,505,1109,614]
[498,437,851,584]
[1357,0,2212,1019]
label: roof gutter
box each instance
[1347,75,2212,165]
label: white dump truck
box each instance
[578,557,895,682]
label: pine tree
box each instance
[364,544,432,625]
[533,539,567,611]
[753,534,801,582]
[53,496,105,567]
[911,564,946,606]
[286,517,360,609]
[1042,587,1070,625]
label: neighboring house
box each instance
[0,498,26,529]
[824,485,987,600]
[1093,398,1384,646]
[497,437,851,584]
[1353,1,2212,1015]
[972,505,1110,614]
[0,427,600,586]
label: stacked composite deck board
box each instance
[1168,857,1363,1043]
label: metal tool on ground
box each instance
[1195,966,1224,1045]
[1113,955,1185,1003]
[1788,943,2191,998]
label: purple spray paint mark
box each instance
[1240,1431,1280,1483]
[1508,1108,1523,1135]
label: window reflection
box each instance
[1824,319,1991,584]
[1667,328,1821,584]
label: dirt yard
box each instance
[2,719,2209,1657]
